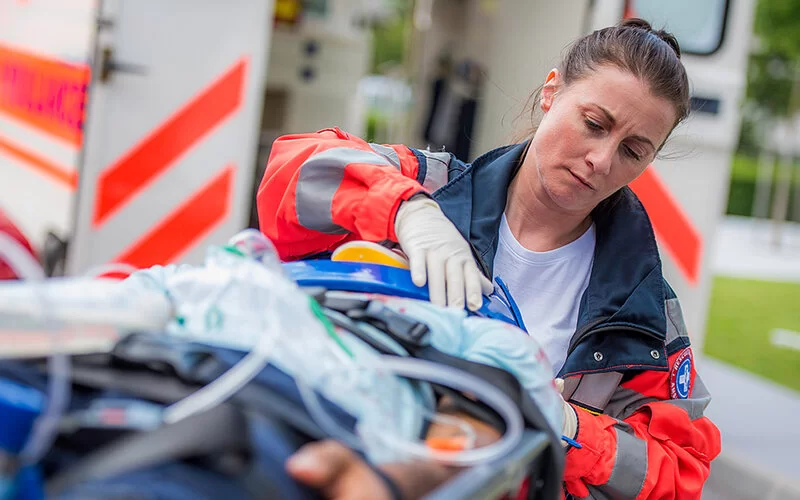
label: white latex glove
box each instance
[394,196,493,311]
[555,378,578,446]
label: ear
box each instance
[540,69,561,113]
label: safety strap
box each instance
[65,340,335,442]
[47,403,254,495]
[314,291,565,500]
[43,344,333,499]
[561,372,623,414]
[48,297,566,500]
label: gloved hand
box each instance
[394,196,493,311]
[555,378,578,446]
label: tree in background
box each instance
[369,0,411,74]
[741,0,800,152]
[728,0,800,221]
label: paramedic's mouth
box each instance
[569,171,595,191]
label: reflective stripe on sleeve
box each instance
[603,426,647,499]
[417,150,450,192]
[369,143,402,170]
[295,147,393,234]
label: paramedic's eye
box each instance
[584,119,603,132]
[623,145,642,161]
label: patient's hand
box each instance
[286,404,501,499]
[286,440,395,499]
[286,440,455,499]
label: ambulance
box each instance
[0,0,754,344]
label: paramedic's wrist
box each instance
[555,379,578,447]
[399,193,439,212]
[561,400,578,447]
[408,191,434,202]
[395,193,435,223]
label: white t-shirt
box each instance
[492,214,596,375]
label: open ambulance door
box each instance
[588,0,756,345]
[0,0,97,275]
[66,0,274,277]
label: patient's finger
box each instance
[286,440,393,500]
[286,440,350,487]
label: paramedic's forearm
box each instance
[256,129,425,260]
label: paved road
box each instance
[701,355,800,498]
[712,215,800,282]
[702,216,800,498]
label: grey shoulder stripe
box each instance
[605,381,711,422]
[604,386,660,421]
[665,374,712,420]
[664,396,711,421]
[296,147,392,234]
[369,143,401,170]
[665,298,690,345]
[568,372,623,412]
[418,150,450,192]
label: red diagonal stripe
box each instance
[92,59,247,227]
[112,165,235,268]
[0,133,78,190]
[630,166,702,285]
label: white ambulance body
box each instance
[0,0,375,277]
[449,0,754,343]
[0,0,96,248]
[0,0,754,345]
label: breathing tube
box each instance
[299,355,524,467]
[162,320,281,424]
[162,269,283,424]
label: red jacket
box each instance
[257,128,721,499]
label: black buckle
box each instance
[346,301,431,351]
[111,332,216,381]
[307,288,431,352]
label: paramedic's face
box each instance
[531,65,676,214]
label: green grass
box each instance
[704,276,800,392]
[726,153,800,220]
[730,153,761,182]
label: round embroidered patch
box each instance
[670,348,693,399]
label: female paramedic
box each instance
[259,19,721,499]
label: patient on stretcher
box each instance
[114,231,564,496]
[0,230,562,499]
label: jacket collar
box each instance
[432,144,669,375]
[433,142,525,268]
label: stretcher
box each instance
[0,254,562,500]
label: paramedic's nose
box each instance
[585,141,613,176]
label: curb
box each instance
[704,452,800,500]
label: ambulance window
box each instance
[626,0,729,55]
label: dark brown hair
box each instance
[519,18,690,143]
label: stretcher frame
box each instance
[425,430,553,499]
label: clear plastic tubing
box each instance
[300,355,524,467]
[162,312,280,424]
